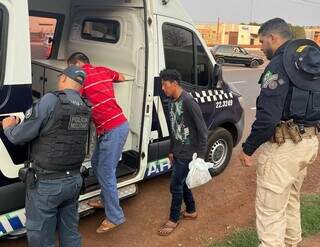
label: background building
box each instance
[305,26,320,45]
[196,23,260,47]
[197,23,320,47]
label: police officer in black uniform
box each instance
[2,66,91,247]
[239,18,320,247]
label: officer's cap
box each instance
[284,39,320,91]
[62,66,86,85]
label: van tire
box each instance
[206,127,233,176]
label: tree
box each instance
[288,24,306,39]
[240,22,306,39]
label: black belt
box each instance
[36,169,80,181]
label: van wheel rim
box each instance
[208,139,228,169]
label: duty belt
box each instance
[270,120,318,145]
[35,168,80,181]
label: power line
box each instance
[290,0,320,7]
[301,0,320,5]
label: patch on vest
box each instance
[68,115,89,130]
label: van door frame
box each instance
[0,3,8,86]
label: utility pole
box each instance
[216,17,220,44]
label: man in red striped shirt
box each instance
[68,52,129,233]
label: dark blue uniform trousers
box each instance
[25,175,83,247]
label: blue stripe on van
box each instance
[0,223,6,234]
[8,216,23,230]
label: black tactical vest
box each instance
[31,91,91,172]
[283,40,320,126]
[285,85,320,126]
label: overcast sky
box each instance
[180,0,320,26]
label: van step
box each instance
[116,163,137,178]
[79,183,138,215]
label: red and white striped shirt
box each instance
[81,64,127,135]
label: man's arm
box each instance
[110,69,125,82]
[242,68,289,156]
[3,94,57,145]
[117,73,125,82]
[186,98,208,159]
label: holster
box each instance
[285,120,302,144]
[19,162,37,189]
[271,120,304,145]
[274,123,285,146]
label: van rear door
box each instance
[0,0,32,179]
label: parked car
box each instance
[211,45,264,68]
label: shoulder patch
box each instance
[262,72,280,89]
[25,107,33,120]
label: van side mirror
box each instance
[212,64,224,89]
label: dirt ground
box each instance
[2,146,320,247]
[302,235,320,247]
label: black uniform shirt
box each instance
[242,42,291,156]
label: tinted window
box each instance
[240,48,248,54]
[163,24,195,85]
[0,6,8,85]
[82,19,120,43]
[29,16,58,59]
[218,45,234,53]
[195,36,213,87]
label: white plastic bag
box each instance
[186,153,213,189]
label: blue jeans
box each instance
[26,175,83,247]
[170,158,196,223]
[91,121,129,225]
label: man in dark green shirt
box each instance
[158,69,208,236]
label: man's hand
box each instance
[118,73,125,82]
[2,116,19,129]
[168,153,174,166]
[239,150,254,167]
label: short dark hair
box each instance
[67,52,90,65]
[159,69,182,84]
[258,18,292,40]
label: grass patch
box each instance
[301,194,320,237]
[210,229,258,247]
[209,194,320,247]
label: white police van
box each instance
[0,0,244,237]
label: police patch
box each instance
[68,115,90,130]
[268,80,278,90]
[25,107,33,119]
[262,72,279,89]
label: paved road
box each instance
[223,64,265,145]
[0,65,266,247]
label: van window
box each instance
[82,19,120,44]
[195,36,213,87]
[0,5,8,85]
[162,24,195,85]
[29,16,58,59]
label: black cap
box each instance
[62,65,86,85]
[284,39,320,91]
